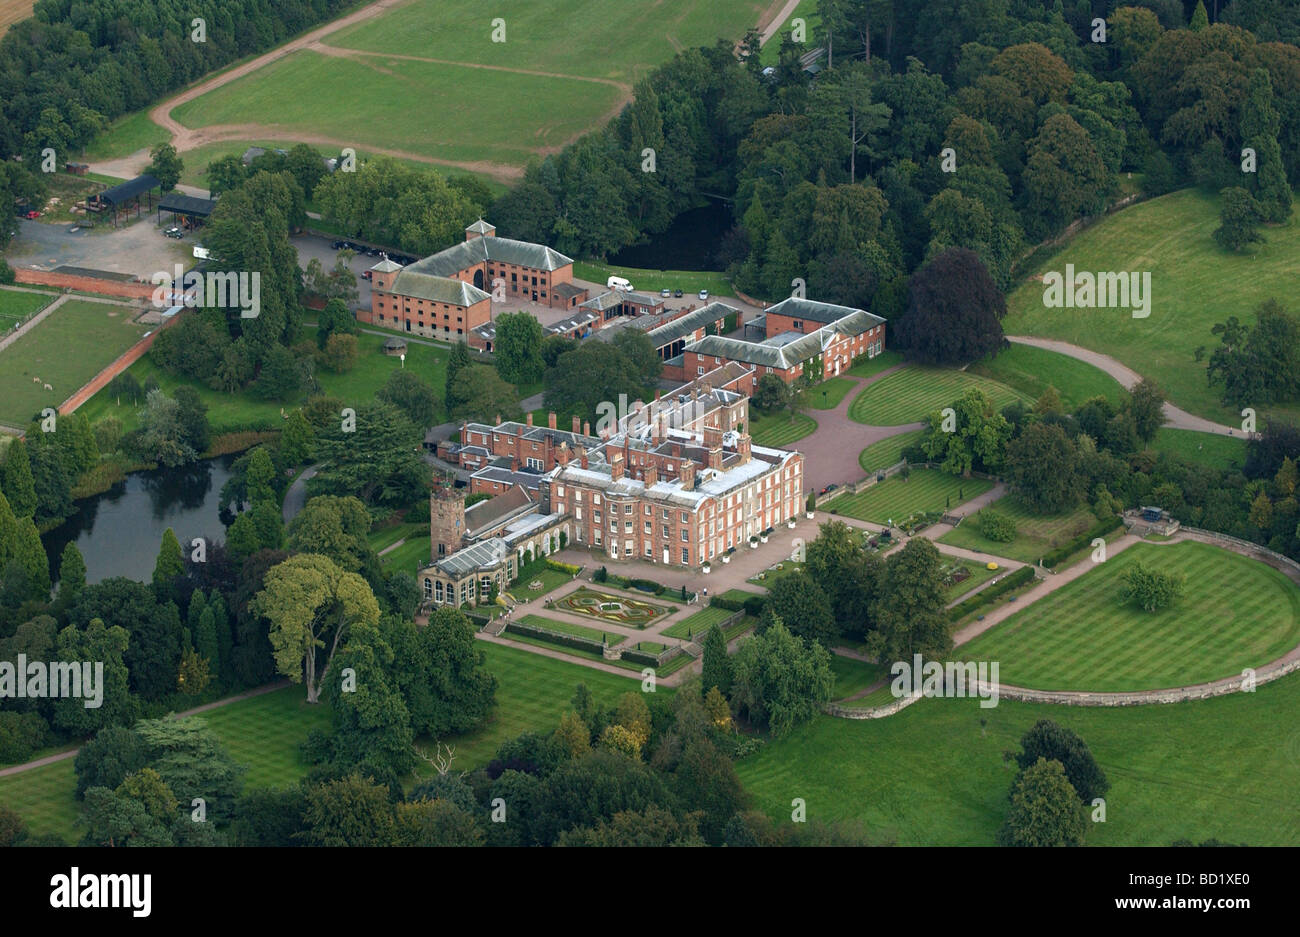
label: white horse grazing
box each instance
[43,383,52,391]
[31,376,40,383]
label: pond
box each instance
[607,200,733,271]
[42,455,239,585]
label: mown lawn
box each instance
[829,655,885,701]
[736,670,1300,844]
[78,325,449,434]
[807,376,857,410]
[750,410,816,447]
[662,603,735,639]
[858,428,925,473]
[960,541,1300,692]
[507,567,574,601]
[0,299,149,425]
[845,349,903,379]
[1003,186,1300,424]
[829,470,992,525]
[0,286,53,325]
[942,558,1002,603]
[848,366,1028,426]
[1150,428,1247,472]
[571,261,735,298]
[939,495,1100,564]
[517,613,621,645]
[968,342,1126,410]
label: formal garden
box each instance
[551,586,673,628]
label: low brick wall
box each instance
[15,268,155,301]
[60,312,182,414]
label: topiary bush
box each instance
[978,510,1017,542]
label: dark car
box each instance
[820,483,839,495]
[332,240,346,249]
[163,226,184,239]
[673,288,683,298]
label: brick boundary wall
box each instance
[59,312,182,415]
[15,268,156,301]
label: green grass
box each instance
[960,541,1300,692]
[662,604,736,639]
[736,670,1300,844]
[829,655,885,701]
[807,376,856,409]
[79,112,170,162]
[517,613,621,645]
[942,558,1002,602]
[829,469,993,525]
[968,342,1126,410]
[0,299,149,425]
[1150,428,1247,472]
[749,410,816,447]
[507,567,574,601]
[367,520,425,553]
[1003,187,1300,424]
[845,349,903,379]
[848,366,1028,426]
[858,429,925,473]
[0,758,79,842]
[378,536,431,574]
[758,0,821,64]
[0,287,54,322]
[199,685,333,789]
[572,261,735,299]
[940,495,1100,564]
[78,325,448,434]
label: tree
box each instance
[251,554,381,703]
[394,798,484,846]
[444,341,474,418]
[493,311,545,385]
[152,527,184,596]
[868,537,950,662]
[280,409,315,466]
[1241,69,1292,223]
[752,373,792,413]
[700,624,732,697]
[1,440,37,519]
[1015,720,1110,804]
[1214,187,1266,252]
[133,717,245,822]
[311,401,428,507]
[73,578,181,702]
[286,495,375,573]
[896,248,1006,366]
[1005,422,1084,514]
[610,329,663,388]
[448,365,523,425]
[555,710,591,759]
[544,342,644,427]
[376,369,439,431]
[253,345,305,400]
[1190,0,1209,31]
[762,572,838,647]
[1127,378,1167,443]
[316,297,358,348]
[56,542,86,607]
[205,155,246,197]
[146,143,183,192]
[921,387,1012,476]
[978,510,1017,542]
[730,618,834,737]
[195,606,220,678]
[299,774,397,847]
[399,608,497,738]
[804,520,883,640]
[135,389,198,467]
[1118,560,1185,612]
[321,333,358,373]
[1020,112,1110,239]
[998,757,1087,847]
[74,725,150,798]
[12,516,50,600]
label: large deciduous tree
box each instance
[895,248,1007,366]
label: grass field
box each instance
[939,495,1100,564]
[0,0,34,37]
[968,342,1126,410]
[378,537,431,574]
[167,0,768,173]
[960,541,1300,692]
[829,469,992,525]
[0,287,54,326]
[79,111,170,162]
[517,613,621,645]
[858,428,925,473]
[848,366,1028,426]
[829,655,885,701]
[1151,428,1247,472]
[750,410,816,447]
[78,325,448,434]
[759,0,821,64]
[662,604,735,639]
[807,376,856,409]
[942,558,1001,603]
[1003,187,1300,424]
[736,670,1300,845]
[508,567,573,601]
[846,349,903,380]
[572,262,735,298]
[0,299,149,425]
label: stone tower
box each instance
[430,487,466,558]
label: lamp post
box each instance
[400,352,405,369]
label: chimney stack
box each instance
[738,432,752,464]
[583,421,591,437]
[495,413,501,426]
[578,445,588,469]
[548,411,557,430]
[679,459,695,488]
[611,452,625,481]
[645,462,658,487]
[557,442,570,466]
[709,448,723,471]
[573,415,581,434]
[526,412,533,427]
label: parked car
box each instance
[698,288,709,300]
[660,287,671,298]
[332,240,346,249]
[365,247,380,256]
[673,288,683,298]
[820,483,839,495]
[361,270,373,281]
[163,226,184,239]
[607,275,633,291]
[22,210,39,220]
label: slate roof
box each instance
[406,235,572,278]
[387,270,491,306]
[764,297,881,326]
[684,310,880,369]
[646,302,741,347]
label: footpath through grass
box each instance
[829,469,992,525]
[969,342,1125,410]
[960,541,1300,692]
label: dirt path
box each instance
[757,0,803,45]
[0,680,291,779]
[1007,335,1238,436]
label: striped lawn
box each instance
[967,342,1126,410]
[939,495,1099,563]
[960,541,1300,692]
[750,410,817,447]
[663,604,735,639]
[829,469,992,524]
[858,429,926,473]
[518,613,619,644]
[848,366,1028,426]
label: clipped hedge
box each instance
[710,594,766,616]
[504,621,606,654]
[1040,515,1124,569]
[948,566,1036,622]
[546,559,581,575]
[620,646,682,667]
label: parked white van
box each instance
[607,275,633,291]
